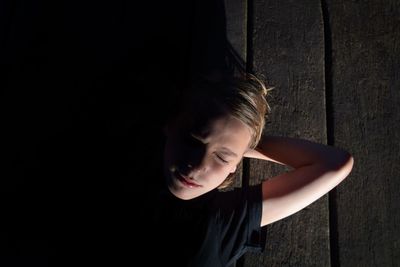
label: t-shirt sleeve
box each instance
[211,184,266,265]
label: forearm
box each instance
[245,135,352,169]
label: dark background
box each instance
[2,0,194,193]
[2,0,399,266]
[1,0,230,265]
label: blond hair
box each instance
[223,72,271,148]
[183,72,272,189]
[187,72,272,148]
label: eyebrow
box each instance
[219,147,238,158]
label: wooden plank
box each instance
[326,1,400,266]
[190,0,247,77]
[189,0,247,190]
[241,1,330,266]
[224,0,247,189]
[224,0,247,75]
[225,0,247,61]
[190,0,229,76]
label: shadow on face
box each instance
[163,94,252,200]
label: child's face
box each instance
[163,107,252,200]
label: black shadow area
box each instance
[1,0,230,266]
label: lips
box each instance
[174,171,202,188]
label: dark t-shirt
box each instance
[151,184,266,267]
[3,129,265,267]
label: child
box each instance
[150,72,354,267]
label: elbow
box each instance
[343,153,354,178]
[327,150,354,178]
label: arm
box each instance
[244,135,354,227]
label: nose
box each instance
[181,160,203,176]
[180,148,208,176]
[185,138,206,161]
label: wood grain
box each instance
[224,0,247,189]
[241,1,330,266]
[326,1,400,266]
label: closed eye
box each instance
[215,153,229,164]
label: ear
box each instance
[229,164,237,174]
[243,148,257,158]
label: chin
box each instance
[167,184,197,200]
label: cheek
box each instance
[163,138,178,167]
[164,133,183,158]
[204,162,232,185]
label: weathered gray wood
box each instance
[326,1,400,266]
[224,0,247,73]
[189,0,247,191]
[224,0,248,189]
[242,1,330,266]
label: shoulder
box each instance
[203,185,266,264]
[211,185,263,212]
[209,185,264,238]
